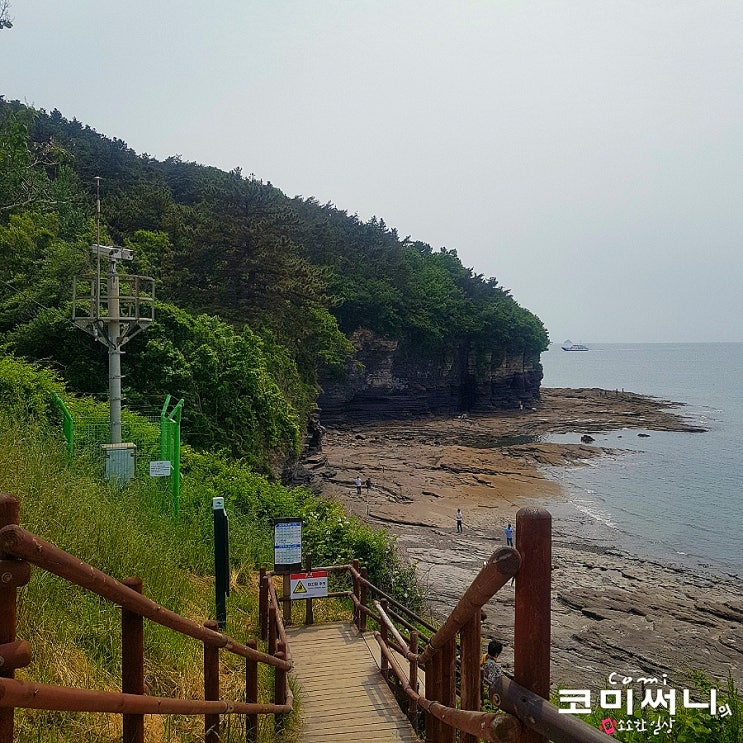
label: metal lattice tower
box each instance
[72,178,155,446]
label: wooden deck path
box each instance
[286,622,419,742]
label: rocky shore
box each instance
[300,388,743,692]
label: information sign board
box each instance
[273,518,302,573]
[149,460,172,477]
[290,571,328,600]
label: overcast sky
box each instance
[2,1,742,343]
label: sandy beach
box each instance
[300,388,743,692]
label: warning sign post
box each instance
[290,571,328,600]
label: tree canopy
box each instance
[0,99,548,468]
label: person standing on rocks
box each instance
[356,475,362,495]
[504,523,514,547]
[365,477,372,491]
[456,508,463,533]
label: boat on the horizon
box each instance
[561,339,589,351]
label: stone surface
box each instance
[296,388,740,693]
[317,328,543,422]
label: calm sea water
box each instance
[538,342,743,576]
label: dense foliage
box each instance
[0,356,421,741]
[1,98,548,466]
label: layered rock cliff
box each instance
[318,328,543,422]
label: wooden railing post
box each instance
[282,573,292,625]
[359,566,368,632]
[304,554,313,626]
[352,559,360,629]
[259,567,267,641]
[0,495,20,743]
[268,604,277,657]
[379,599,389,678]
[440,637,456,743]
[408,629,419,729]
[459,608,481,743]
[514,507,552,743]
[245,638,258,743]
[204,619,221,743]
[122,577,144,743]
[425,649,441,743]
[274,646,287,735]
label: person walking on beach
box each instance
[504,523,514,547]
[456,508,463,533]
[356,475,362,495]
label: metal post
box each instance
[122,577,144,743]
[159,395,171,459]
[460,609,482,743]
[212,498,229,630]
[0,495,20,742]
[245,639,258,743]
[73,181,156,453]
[514,507,552,743]
[204,619,221,743]
[107,255,122,444]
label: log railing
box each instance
[2,489,611,743]
[257,507,609,743]
[0,494,292,743]
[364,506,610,743]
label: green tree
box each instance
[125,304,301,468]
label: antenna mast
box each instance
[72,178,156,478]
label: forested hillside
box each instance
[0,99,548,469]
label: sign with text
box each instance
[290,571,328,600]
[273,518,302,573]
[149,460,171,477]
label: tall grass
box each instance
[0,410,283,742]
[0,354,420,741]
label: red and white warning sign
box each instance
[290,570,328,600]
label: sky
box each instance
[2,1,742,344]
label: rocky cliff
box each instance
[318,329,543,422]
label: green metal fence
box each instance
[52,393,74,464]
[160,395,184,519]
[52,393,184,518]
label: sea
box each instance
[538,342,742,578]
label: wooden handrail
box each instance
[362,508,609,743]
[0,493,294,743]
[265,579,293,665]
[0,493,607,743]
[490,676,609,743]
[0,677,292,716]
[418,546,520,668]
[0,524,290,671]
[373,631,522,743]
[374,599,416,662]
[350,565,438,634]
